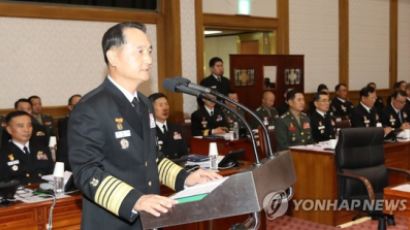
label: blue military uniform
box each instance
[68,78,188,230]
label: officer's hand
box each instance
[401,122,410,130]
[134,194,177,217]
[212,127,227,134]
[384,127,393,135]
[184,168,222,187]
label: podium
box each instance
[140,150,296,229]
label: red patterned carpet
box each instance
[266,215,409,229]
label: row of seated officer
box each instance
[0,94,82,184]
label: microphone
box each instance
[164,77,275,158]
[163,78,202,97]
[163,77,262,165]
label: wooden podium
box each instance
[140,150,296,229]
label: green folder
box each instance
[175,193,208,204]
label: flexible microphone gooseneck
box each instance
[164,77,275,158]
[163,78,262,166]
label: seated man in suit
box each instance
[275,90,313,151]
[350,86,393,135]
[29,95,54,137]
[148,93,188,160]
[309,91,336,142]
[191,97,228,136]
[56,94,82,171]
[0,111,53,184]
[254,90,279,129]
[330,83,354,121]
[200,57,230,96]
[367,82,385,118]
[381,91,410,130]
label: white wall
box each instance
[289,0,339,93]
[398,0,410,82]
[204,35,238,79]
[349,0,389,90]
[180,0,198,115]
[0,17,158,108]
[203,0,277,18]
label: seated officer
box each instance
[56,94,82,171]
[191,97,228,136]
[330,83,354,121]
[367,82,385,117]
[309,92,336,142]
[254,90,279,129]
[0,111,53,184]
[148,93,188,160]
[275,90,313,151]
[381,91,410,130]
[29,95,54,137]
[350,86,393,135]
[223,92,246,131]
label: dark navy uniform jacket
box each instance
[155,122,188,160]
[68,78,188,230]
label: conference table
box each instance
[289,140,410,226]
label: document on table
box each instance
[392,184,410,192]
[170,177,229,203]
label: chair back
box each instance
[335,127,388,199]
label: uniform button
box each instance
[145,161,148,167]
[301,132,304,135]
[26,173,30,178]
[148,181,152,186]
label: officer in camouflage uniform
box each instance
[254,90,279,129]
[275,90,313,151]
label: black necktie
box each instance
[210,110,214,116]
[398,112,403,123]
[163,124,167,133]
[23,146,30,154]
[131,97,142,114]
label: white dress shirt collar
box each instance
[12,140,30,154]
[360,102,372,113]
[337,97,346,103]
[108,75,138,103]
[156,120,168,133]
[204,106,214,116]
[316,109,326,118]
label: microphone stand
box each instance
[209,91,276,159]
[199,93,262,166]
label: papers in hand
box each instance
[170,177,228,203]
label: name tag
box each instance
[149,113,156,128]
[115,130,131,139]
[7,160,19,166]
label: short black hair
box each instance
[286,89,303,102]
[314,91,329,102]
[5,110,31,125]
[148,92,167,103]
[317,84,328,93]
[14,98,31,109]
[393,80,406,90]
[359,86,375,98]
[68,94,82,105]
[102,22,147,65]
[28,95,40,102]
[391,90,407,99]
[209,57,223,67]
[367,82,376,88]
[335,83,347,92]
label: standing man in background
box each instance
[68,22,220,230]
[200,57,230,96]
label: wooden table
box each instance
[0,162,258,230]
[290,140,410,226]
[0,193,82,230]
[384,183,410,218]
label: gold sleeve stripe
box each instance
[94,176,134,216]
[158,158,184,190]
[95,176,115,204]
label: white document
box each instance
[392,184,410,192]
[170,176,229,200]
